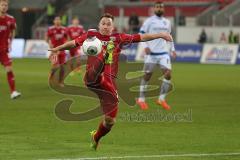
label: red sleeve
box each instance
[10,18,16,30]
[119,33,141,44]
[47,28,51,37]
[74,33,87,46]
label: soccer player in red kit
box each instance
[0,0,21,99]
[46,16,68,86]
[67,16,85,73]
[49,13,172,150]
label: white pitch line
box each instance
[45,152,240,160]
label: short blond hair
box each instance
[0,0,9,3]
[100,13,114,21]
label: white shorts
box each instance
[143,54,172,73]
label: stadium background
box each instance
[7,0,240,64]
[1,0,240,160]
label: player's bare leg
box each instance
[91,116,115,150]
[69,59,76,76]
[136,72,151,110]
[49,54,58,80]
[69,56,81,76]
[5,65,21,99]
[58,52,66,87]
[49,52,65,87]
[74,56,81,73]
[49,67,57,80]
[59,65,65,87]
[156,68,172,110]
[49,65,64,87]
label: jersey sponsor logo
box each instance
[152,27,168,32]
[0,25,7,31]
[72,32,80,37]
[55,34,64,40]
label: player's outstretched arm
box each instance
[48,40,76,53]
[140,32,173,42]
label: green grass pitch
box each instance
[0,58,240,160]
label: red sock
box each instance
[7,71,15,93]
[94,122,111,143]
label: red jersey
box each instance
[0,14,16,51]
[67,25,85,40]
[75,30,141,77]
[47,26,68,48]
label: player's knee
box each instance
[5,66,12,72]
[164,70,171,80]
[60,64,65,69]
[104,116,115,128]
[144,72,152,81]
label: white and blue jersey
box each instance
[140,15,175,54]
[140,15,175,70]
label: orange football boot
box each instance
[156,99,171,110]
[136,99,149,110]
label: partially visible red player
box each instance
[46,16,68,86]
[0,0,21,99]
[67,16,85,73]
[49,13,172,150]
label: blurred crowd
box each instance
[46,0,69,26]
[198,29,239,44]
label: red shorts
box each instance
[86,74,119,118]
[0,49,12,67]
[49,51,66,66]
[84,55,118,118]
[106,106,118,118]
[69,47,80,57]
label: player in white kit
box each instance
[136,1,176,110]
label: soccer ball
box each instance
[82,37,102,56]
